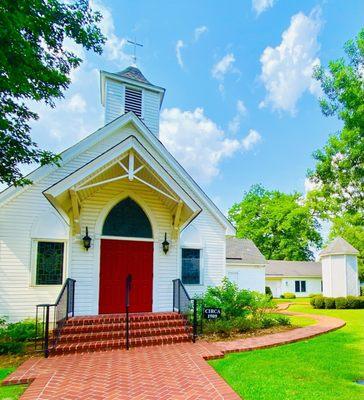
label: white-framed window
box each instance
[295,280,306,293]
[181,248,202,285]
[180,224,204,285]
[31,240,66,286]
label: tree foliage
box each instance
[228,185,322,261]
[0,0,105,186]
[307,29,364,216]
[307,29,364,278]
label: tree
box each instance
[307,29,364,279]
[0,0,106,186]
[307,29,364,216]
[228,185,322,261]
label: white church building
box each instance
[0,67,360,323]
[0,66,267,321]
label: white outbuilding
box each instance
[320,237,360,297]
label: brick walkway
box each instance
[3,310,345,399]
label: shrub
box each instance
[346,296,361,309]
[311,295,325,309]
[265,286,273,299]
[335,297,348,309]
[358,296,364,308]
[361,286,364,296]
[0,341,24,355]
[309,293,321,298]
[201,278,275,320]
[324,297,335,309]
[203,319,234,337]
[0,318,37,355]
[282,292,296,299]
[261,314,290,328]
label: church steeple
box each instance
[100,66,165,135]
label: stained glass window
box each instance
[36,242,64,285]
[181,249,201,285]
[102,197,152,238]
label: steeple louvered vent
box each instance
[125,86,142,117]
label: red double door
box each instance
[99,239,153,314]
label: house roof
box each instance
[0,112,235,235]
[266,260,322,277]
[319,237,359,258]
[116,66,151,85]
[226,237,266,265]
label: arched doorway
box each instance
[99,197,154,314]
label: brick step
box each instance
[58,326,191,344]
[62,318,187,334]
[51,333,191,356]
[65,312,184,326]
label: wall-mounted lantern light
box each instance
[162,232,170,254]
[82,227,92,251]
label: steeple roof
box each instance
[320,237,359,257]
[116,66,151,85]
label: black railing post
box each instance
[125,274,132,350]
[66,280,70,317]
[172,280,175,312]
[193,299,197,343]
[71,280,75,317]
[44,305,50,358]
[178,282,181,313]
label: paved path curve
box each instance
[3,307,345,399]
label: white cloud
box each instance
[65,93,87,113]
[252,0,276,15]
[260,8,322,114]
[211,53,236,80]
[194,26,208,41]
[160,108,241,183]
[241,129,262,151]
[175,40,185,68]
[229,100,247,134]
[90,0,131,65]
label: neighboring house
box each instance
[0,65,268,321]
[226,237,266,293]
[266,260,322,298]
[265,237,360,298]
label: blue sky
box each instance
[28,0,364,214]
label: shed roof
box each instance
[266,260,322,277]
[226,237,266,265]
[116,66,151,85]
[320,237,359,257]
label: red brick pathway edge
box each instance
[2,310,345,400]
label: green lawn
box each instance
[0,368,27,400]
[210,304,364,400]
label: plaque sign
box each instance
[203,308,222,320]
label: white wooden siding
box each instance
[142,90,160,135]
[104,78,160,135]
[105,79,124,125]
[226,264,265,293]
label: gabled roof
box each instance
[116,66,151,85]
[0,112,235,235]
[320,237,359,258]
[266,260,322,277]
[226,237,266,265]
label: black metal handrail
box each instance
[35,278,76,357]
[172,279,199,342]
[125,274,132,350]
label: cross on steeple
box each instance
[127,38,143,65]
